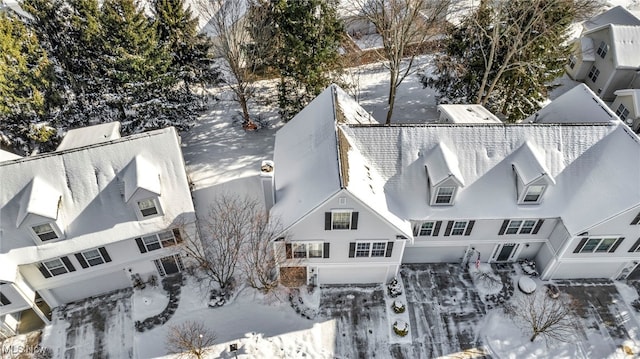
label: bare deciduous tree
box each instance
[182,194,258,289]
[197,0,263,129]
[505,290,575,343]
[166,321,216,359]
[241,211,286,293]
[346,0,456,124]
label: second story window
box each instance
[616,104,630,121]
[523,185,546,203]
[596,41,608,58]
[434,186,455,204]
[588,65,600,82]
[325,210,358,230]
[574,237,623,254]
[138,198,159,217]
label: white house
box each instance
[0,123,196,338]
[566,6,640,101]
[268,84,640,286]
[611,89,640,133]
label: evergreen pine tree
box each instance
[0,10,55,154]
[268,0,345,121]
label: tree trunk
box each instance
[386,71,397,125]
[530,332,538,342]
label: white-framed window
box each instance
[588,65,600,82]
[287,242,326,259]
[616,104,630,121]
[137,198,160,218]
[596,41,608,58]
[354,241,388,257]
[140,230,178,252]
[0,292,10,306]
[576,237,622,253]
[434,186,455,205]
[81,249,106,266]
[32,223,59,242]
[43,258,69,276]
[418,222,435,236]
[505,220,539,234]
[332,211,352,230]
[451,221,468,235]
[523,185,545,203]
[568,55,576,69]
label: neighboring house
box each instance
[0,123,196,338]
[566,6,640,101]
[611,89,640,133]
[267,84,640,287]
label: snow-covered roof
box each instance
[582,5,640,33]
[438,104,501,124]
[526,84,617,124]
[56,122,121,151]
[424,143,465,187]
[122,155,162,202]
[0,126,195,268]
[609,25,640,69]
[0,149,21,162]
[511,141,555,185]
[16,177,62,227]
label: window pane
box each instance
[524,186,545,202]
[33,223,58,241]
[520,220,536,234]
[419,222,434,236]
[355,243,370,257]
[452,221,467,235]
[506,221,522,235]
[581,238,600,253]
[83,249,105,266]
[138,199,158,217]
[143,235,161,251]
[44,259,67,276]
[332,212,351,230]
[435,187,454,204]
[595,238,617,253]
[159,231,176,247]
[371,242,386,257]
[308,243,323,258]
[293,243,307,258]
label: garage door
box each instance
[402,245,467,263]
[318,266,387,285]
[50,270,131,304]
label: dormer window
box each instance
[138,198,159,217]
[434,186,455,204]
[512,142,554,205]
[424,143,464,207]
[32,223,59,241]
[523,185,546,203]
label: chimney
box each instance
[260,160,275,212]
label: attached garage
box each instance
[49,269,131,304]
[402,245,468,263]
[317,266,390,285]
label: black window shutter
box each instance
[498,220,509,235]
[385,241,394,257]
[609,237,624,253]
[413,224,419,236]
[285,243,292,259]
[61,256,76,272]
[444,221,453,236]
[629,237,640,252]
[351,212,359,230]
[323,242,330,258]
[75,253,89,269]
[348,242,356,258]
[99,247,112,262]
[631,212,640,225]
[433,221,442,236]
[135,238,147,253]
[37,263,52,278]
[172,228,183,243]
[532,219,545,234]
[573,238,589,253]
[464,221,475,236]
[325,212,332,230]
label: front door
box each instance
[493,243,519,262]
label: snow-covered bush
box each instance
[387,278,402,298]
[393,320,409,337]
[392,300,405,314]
